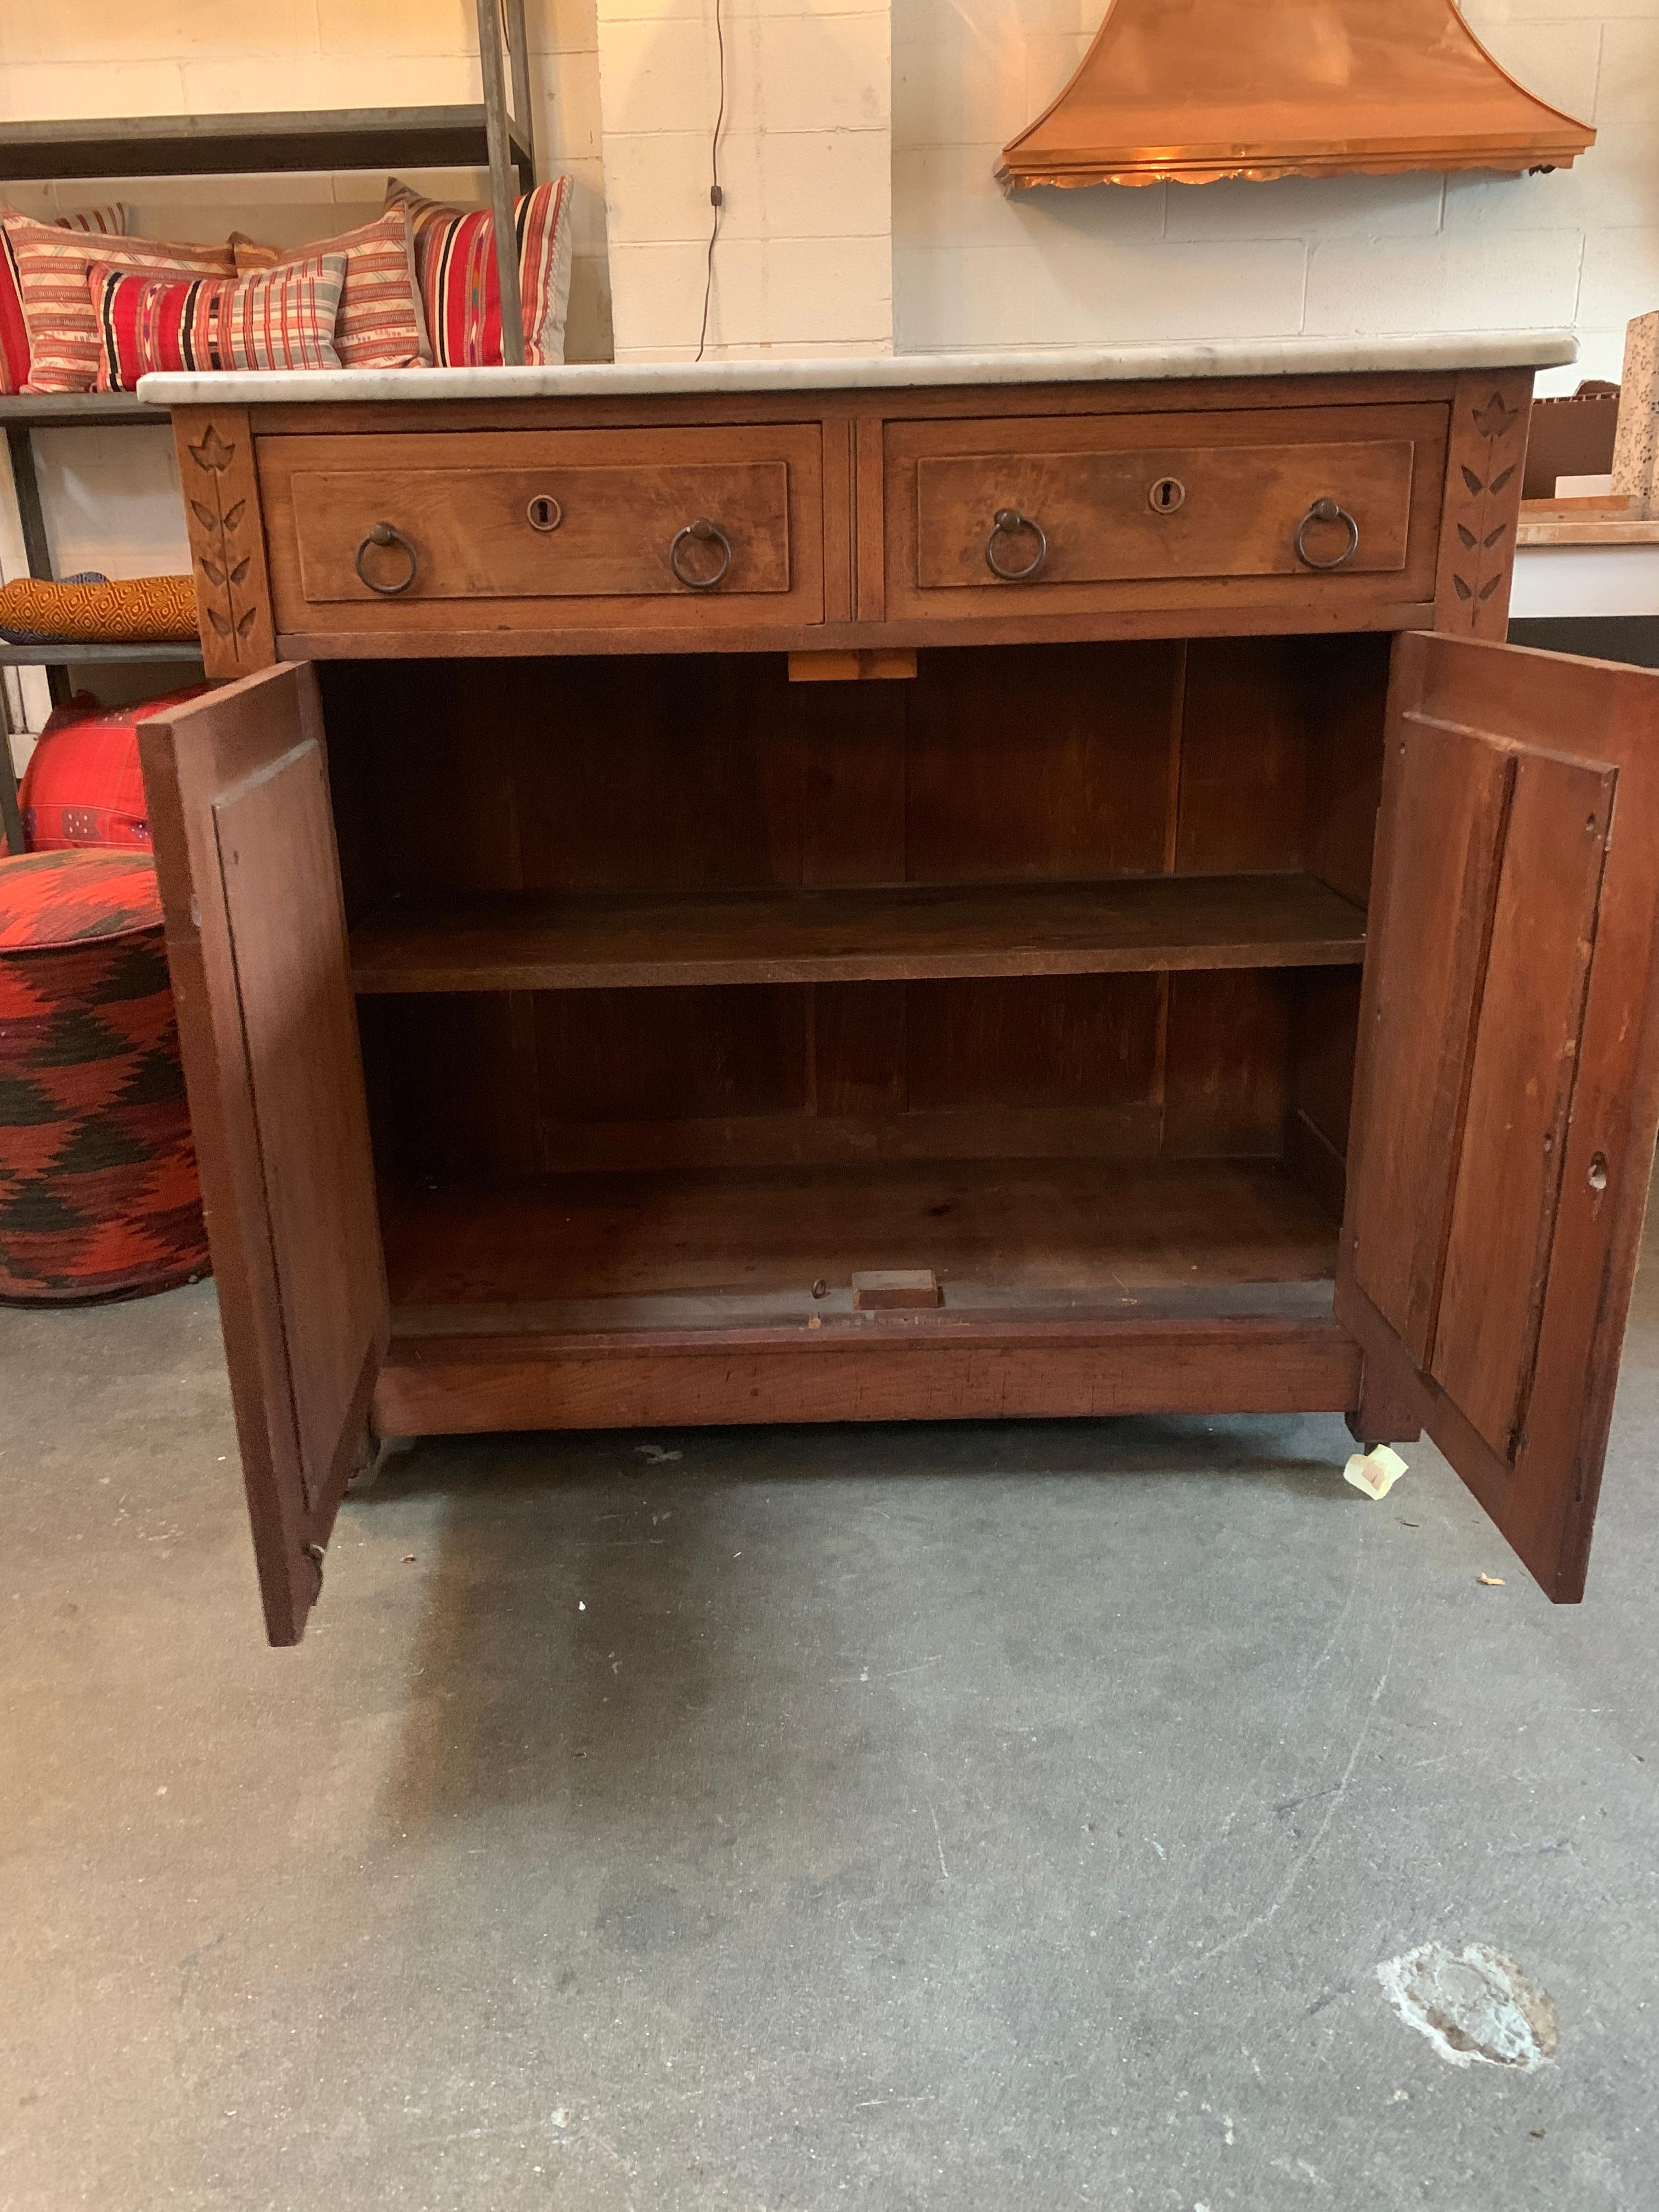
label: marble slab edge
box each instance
[138,331,1578,408]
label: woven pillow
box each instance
[232,206,428,370]
[0,574,200,642]
[385,176,572,367]
[91,252,347,389]
[3,215,238,393]
[1,204,127,394]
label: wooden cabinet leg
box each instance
[1346,1351,1424,1450]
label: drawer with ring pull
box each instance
[883,403,1448,624]
[256,425,824,642]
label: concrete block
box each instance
[607,239,714,352]
[755,129,892,240]
[315,0,476,56]
[753,233,891,342]
[602,132,713,245]
[755,13,890,133]
[891,25,1030,147]
[1165,172,1445,245]
[1029,236,1310,347]
[1585,19,1659,125]
[1304,230,1583,336]
[1452,15,1602,125]
[523,0,602,52]
[0,59,189,121]
[597,17,718,136]
[1578,223,1659,331]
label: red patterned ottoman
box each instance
[0,849,207,1301]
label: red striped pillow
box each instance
[90,252,347,391]
[4,215,236,393]
[232,206,428,370]
[385,176,572,368]
[1,204,127,394]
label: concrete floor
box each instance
[3,1257,1658,2212]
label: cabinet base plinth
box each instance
[373,1317,1362,1437]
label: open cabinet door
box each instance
[139,665,388,1644]
[1340,633,1659,1600]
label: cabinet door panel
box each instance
[139,664,387,1644]
[1429,753,1612,1462]
[1345,723,1510,1363]
[1341,633,1659,1600]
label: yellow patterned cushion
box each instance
[0,575,199,643]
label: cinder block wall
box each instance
[893,0,1654,395]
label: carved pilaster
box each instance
[1432,370,1533,639]
[173,406,276,678]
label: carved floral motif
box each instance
[185,423,261,657]
[1442,382,1527,633]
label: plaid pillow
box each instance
[0,203,127,394]
[385,176,572,367]
[91,252,347,390]
[233,206,428,370]
[4,215,236,393]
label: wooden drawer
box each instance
[258,425,825,643]
[883,404,1448,624]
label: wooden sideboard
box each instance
[133,359,1659,1641]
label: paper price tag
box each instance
[1343,1444,1408,1500]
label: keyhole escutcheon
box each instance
[1148,476,1186,515]
[527,494,563,532]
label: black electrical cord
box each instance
[697,0,727,360]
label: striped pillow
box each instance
[4,215,236,393]
[232,206,428,371]
[385,176,572,367]
[0,204,127,394]
[90,253,347,390]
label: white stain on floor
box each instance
[1377,1941,1559,2070]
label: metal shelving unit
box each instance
[0,644,204,666]
[0,105,534,194]
[0,0,536,851]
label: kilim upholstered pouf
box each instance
[0,849,207,1301]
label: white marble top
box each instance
[137,331,1577,407]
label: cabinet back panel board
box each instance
[326,638,1385,1189]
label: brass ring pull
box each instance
[354,521,419,596]
[986,507,1047,581]
[1294,497,1361,572]
[669,517,733,591]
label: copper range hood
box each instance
[998,0,1595,190]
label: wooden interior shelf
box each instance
[382,1155,1341,1339]
[349,872,1367,995]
